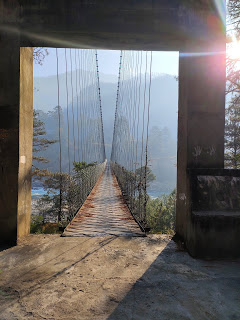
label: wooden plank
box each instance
[63,165,144,237]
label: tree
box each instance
[33,47,49,65]
[146,189,176,234]
[32,47,54,176]
[32,110,57,176]
[226,1,240,94]
[224,1,240,168]
[135,166,156,188]
[73,161,97,172]
[225,99,240,168]
[228,1,240,33]
[31,48,66,228]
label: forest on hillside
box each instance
[33,73,178,195]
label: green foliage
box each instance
[32,109,56,175]
[135,166,156,186]
[31,161,105,229]
[113,163,155,194]
[30,215,68,234]
[35,192,60,221]
[73,161,97,172]
[39,171,73,222]
[111,162,157,226]
[146,189,176,234]
[33,110,56,160]
[30,215,44,233]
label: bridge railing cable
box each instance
[110,51,153,231]
[55,48,106,223]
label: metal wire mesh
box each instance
[110,51,153,229]
[63,161,106,220]
[55,49,106,222]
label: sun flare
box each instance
[228,40,240,60]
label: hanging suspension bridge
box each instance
[46,49,153,236]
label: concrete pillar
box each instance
[18,47,33,240]
[0,28,33,244]
[176,42,226,245]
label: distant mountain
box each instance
[34,70,118,112]
[33,72,178,193]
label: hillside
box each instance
[33,72,178,194]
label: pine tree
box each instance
[225,99,240,169]
[33,47,48,65]
[225,1,240,168]
[32,110,56,176]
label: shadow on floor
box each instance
[0,244,15,253]
[106,241,240,320]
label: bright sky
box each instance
[34,49,179,79]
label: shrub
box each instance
[146,189,176,234]
[30,215,68,234]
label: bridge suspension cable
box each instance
[55,48,106,222]
[111,50,153,230]
[56,48,63,222]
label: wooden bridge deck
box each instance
[63,165,144,237]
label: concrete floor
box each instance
[0,234,239,320]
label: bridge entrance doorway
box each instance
[31,48,179,236]
[1,1,234,258]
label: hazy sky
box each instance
[34,49,179,79]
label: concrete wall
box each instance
[188,169,240,258]
[0,1,20,244]
[0,2,33,244]
[176,40,229,257]
[1,0,235,258]
[0,42,33,245]
[0,41,19,244]
[1,0,224,50]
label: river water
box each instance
[31,187,167,200]
[31,187,59,199]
